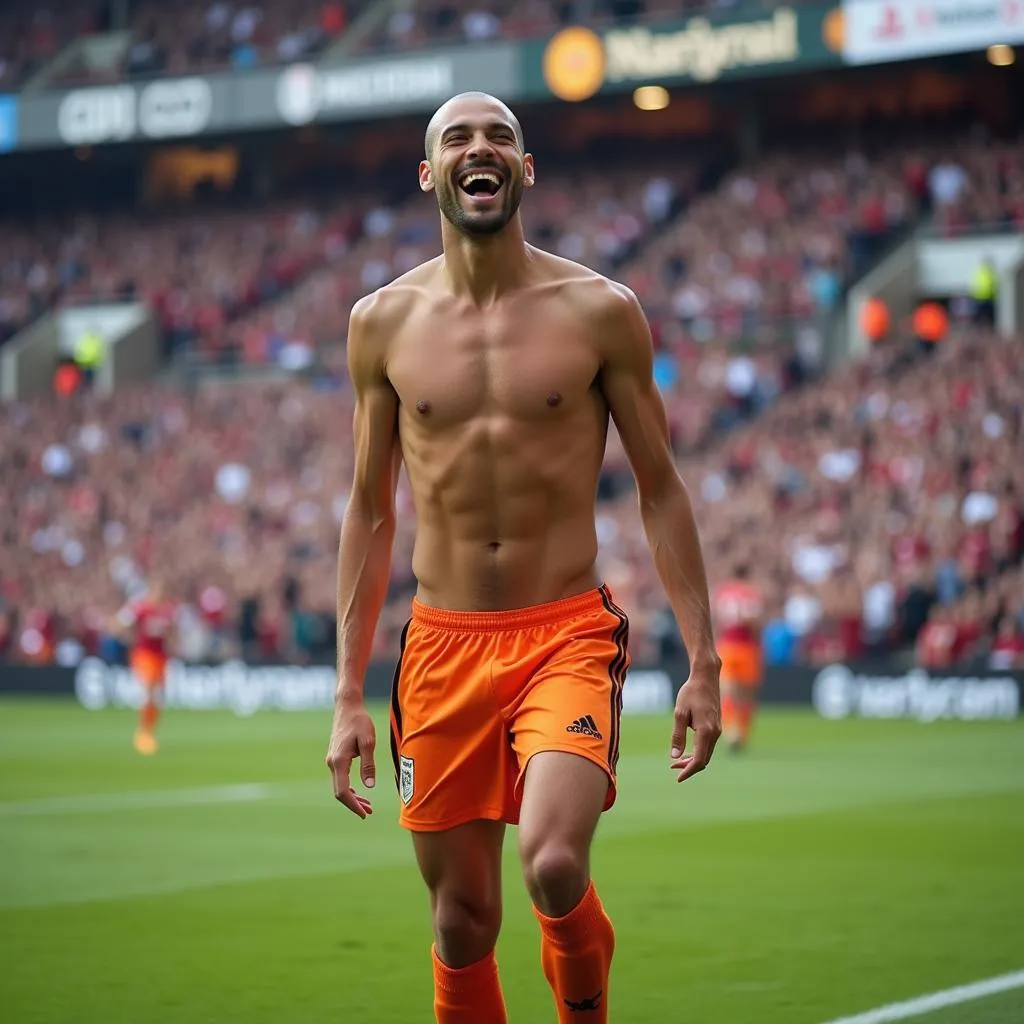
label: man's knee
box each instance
[432,891,501,968]
[522,839,589,918]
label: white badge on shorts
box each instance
[399,755,415,805]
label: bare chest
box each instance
[387,303,600,427]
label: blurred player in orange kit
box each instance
[713,565,764,752]
[114,579,177,755]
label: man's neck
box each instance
[440,217,532,305]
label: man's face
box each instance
[420,99,533,237]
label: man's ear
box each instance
[419,160,434,193]
[523,153,536,189]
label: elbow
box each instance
[343,490,397,537]
[373,508,398,540]
[638,465,687,513]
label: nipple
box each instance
[546,392,562,408]
[416,400,431,415]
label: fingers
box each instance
[334,774,374,818]
[338,788,374,818]
[326,753,374,819]
[669,709,689,761]
[344,792,374,817]
[675,725,717,783]
[358,729,376,791]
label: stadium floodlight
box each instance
[632,85,670,111]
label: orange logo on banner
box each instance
[822,7,845,51]
[543,27,606,102]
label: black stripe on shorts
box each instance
[389,619,411,791]
[599,586,629,773]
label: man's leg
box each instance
[736,683,759,749]
[519,752,614,1023]
[413,820,508,1024]
[721,680,741,750]
[133,658,162,755]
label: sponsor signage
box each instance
[8,45,519,153]
[55,78,213,146]
[841,0,1024,65]
[275,58,454,126]
[0,657,676,716]
[811,663,1020,721]
[74,657,339,716]
[531,4,844,102]
[621,670,674,714]
[2,658,1019,722]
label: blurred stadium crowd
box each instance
[2,116,1023,670]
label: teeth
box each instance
[460,172,501,188]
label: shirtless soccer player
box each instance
[326,92,722,1023]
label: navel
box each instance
[416,399,431,415]
[546,392,562,408]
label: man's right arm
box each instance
[327,295,400,817]
[336,294,401,702]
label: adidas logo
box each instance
[566,715,602,740]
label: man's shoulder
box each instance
[531,248,642,322]
[350,257,444,333]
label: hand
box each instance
[670,660,722,783]
[326,697,377,819]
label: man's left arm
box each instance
[596,283,722,781]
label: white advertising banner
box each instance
[842,0,1024,65]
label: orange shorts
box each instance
[717,639,762,688]
[131,649,167,688]
[389,585,630,832]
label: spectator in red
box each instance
[952,590,986,664]
[321,2,347,36]
[917,606,957,669]
[989,615,1024,671]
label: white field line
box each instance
[819,969,1024,1024]
[0,782,272,817]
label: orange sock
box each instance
[140,700,159,733]
[432,945,507,1023]
[534,881,615,1023]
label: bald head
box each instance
[424,92,524,160]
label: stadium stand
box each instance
[1,323,1020,669]
[50,1,360,84]
[6,135,1019,362]
[203,158,693,363]
[0,156,693,358]
[1,110,1023,668]
[0,198,366,352]
[0,4,102,89]
[359,0,823,54]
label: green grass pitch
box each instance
[1,700,1022,1023]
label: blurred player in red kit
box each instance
[713,565,764,752]
[114,579,177,755]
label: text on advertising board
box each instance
[604,8,800,83]
[57,78,213,146]
[842,0,1024,65]
[812,664,1019,722]
[276,58,454,126]
[72,657,674,716]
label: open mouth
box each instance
[458,168,503,199]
